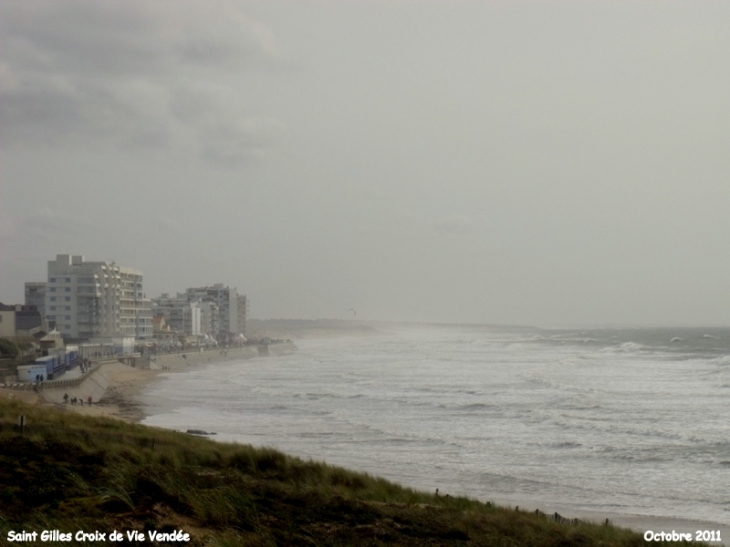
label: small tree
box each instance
[0,338,19,358]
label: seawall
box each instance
[39,365,111,404]
[149,346,258,369]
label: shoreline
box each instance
[21,334,730,543]
[35,344,291,422]
[34,342,296,422]
[41,361,168,422]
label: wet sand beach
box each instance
[50,348,265,422]
[68,362,161,422]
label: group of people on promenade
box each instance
[63,393,93,406]
[78,357,93,373]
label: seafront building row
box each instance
[2,254,248,346]
[150,286,249,346]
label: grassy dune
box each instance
[0,400,699,546]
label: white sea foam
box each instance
[709,355,730,366]
[600,341,645,353]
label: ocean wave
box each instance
[457,403,495,411]
[549,337,598,344]
[559,402,602,411]
[600,341,645,353]
[709,355,730,366]
[552,441,582,449]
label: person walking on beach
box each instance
[88,396,92,405]
[63,393,69,404]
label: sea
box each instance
[140,324,730,529]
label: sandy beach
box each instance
[64,362,162,422]
[44,348,265,422]
[28,322,382,423]
[12,361,162,422]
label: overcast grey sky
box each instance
[2,0,730,326]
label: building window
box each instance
[65,288,71,292]
[50,306,56,311]
[65,296,70,301]
[50,297,56,302]
[65,315,70,320]
[49,277,56,282]
[65,277,71,282]
[65,306,71,311]
[49,287,56,292]
[48,315,55,320]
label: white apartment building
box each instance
[152,293,212,336]
[151,293,185,332]
[45,254,153,339]
[237,294,248,337]
[185,284,238,336]
[151,285,243,339]
[187,302,203,336]
[196,300,219,335]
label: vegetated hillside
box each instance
[0,400,691,547]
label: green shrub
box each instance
[0,338,19,358]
